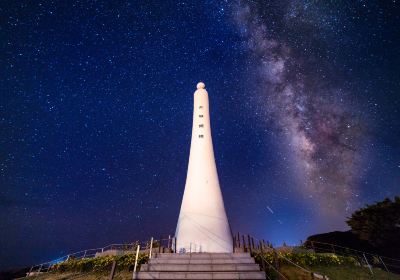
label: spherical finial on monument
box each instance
[197,82,205,89]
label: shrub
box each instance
[52,253,149,272]
[254,251,357,268]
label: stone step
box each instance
[148,258,255,265]
[141,263,260,272]
[154,253,251,259]
[133,271,266,279]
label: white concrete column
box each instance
[175,82,233,253]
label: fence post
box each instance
[159,236,162,253]
[379,256,389,272]
[273,249,280,279]
[260,241,266,272]
[174,237,177,253]
[149,237,153,259]
[108,260,116,280]
[242,235,246,252]
[363,253,373,275]
[133,244,140,275]
[247,235,252,254]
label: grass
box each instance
[23,267,400,280]
[22,260,400,280]
[277,264,400,280]
[311,265,400,280]
[22,270,133,280]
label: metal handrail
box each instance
[275,249,331,279]
[234,232,400,277]
[305,240,400,273]
[276,250,312,274]
[26,236,175,277]
[257,251,289,280]
[256,246,321,279]
[305,240,400,262]
[236,232,400,265]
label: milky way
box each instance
[235,1,366,224]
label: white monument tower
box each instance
[175,82,233,253]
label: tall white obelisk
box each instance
[175,82,233,253]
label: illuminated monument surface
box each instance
[175,82,233,253]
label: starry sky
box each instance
[1,0,399,270]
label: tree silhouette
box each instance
[346,196,400,254]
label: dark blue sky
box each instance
[1,0,399,269]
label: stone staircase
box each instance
[134,252,265,279]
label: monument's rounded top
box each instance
[196,82,205,89]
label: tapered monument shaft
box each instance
[175,82,232,253]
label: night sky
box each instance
[1,0,399,270]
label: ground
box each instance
[22,266,400,280]
[21,270,132,280]
[280,265,400,280]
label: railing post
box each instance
[108,260,116,280]
[149,237,153,259]
[363,253,373,275]
[27,266,33,277]
[379,256,389,272]
[247,235,252,254]
[133,244,140,275]
[247,235,253,254]
[174,237,177,253]
[260,240,266,272]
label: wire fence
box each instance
[26,236,175,277]
[304,240,400,274]
[234,232,400,279]
[26,232,400,279]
